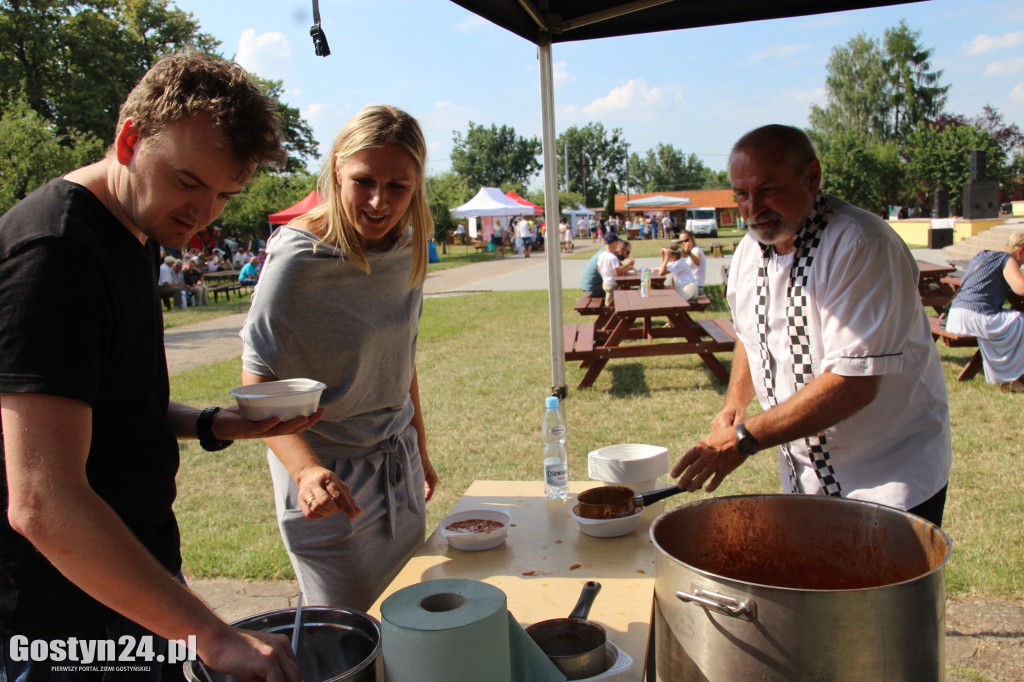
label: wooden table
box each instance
[616,272,666,290]
[369,481,659,681]
[917,261,957,314]
[202,269,241,283]
[569,289,734,389]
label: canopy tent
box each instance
[506,190,544,216]
[562,204,595,237]
[452,187,526,240]
[448,0,922,400]
[625,195,692,208]
[452,187,527,218]
[267,190,322,225]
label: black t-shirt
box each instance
[0,178,181,636]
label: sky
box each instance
[167,0,1024,181]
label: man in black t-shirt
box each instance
[0,50,320,682]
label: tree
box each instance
[427,171,471,253]
[254,77,319,172]
[0,98,105,213]
[630,143,713,193]
[604,179,617,217]
[0,0,219,143]
[906,123,1005,215]
[557,123,626,207]
[216,170,316,241]
[450,122,541,189]
[812,128,903,215]
[883,21,949,144]
[809,22,948,147]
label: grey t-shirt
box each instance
[240,226,423,449]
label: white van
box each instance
[686,207,718,237]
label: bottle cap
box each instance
[545,396,559,410]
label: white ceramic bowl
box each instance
[588,444,669,491]
[439,508,511,551]
[229,379,327,421]
[570,504,641,538]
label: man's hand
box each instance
[212,406,325,441]
[295,465,362,520]
[200,627,302,682]
[671,425,748,493]
[710,405,746,431]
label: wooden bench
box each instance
[574,295,607,316]
[708,241,725,257]
[472,240,489,253]
[209,281,252,303]
[563,322,597,361]
[698,317,738,343]
[928,315,982,382]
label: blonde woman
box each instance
[240,105,438,609]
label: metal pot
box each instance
[576,484,686,519]
[650,494,952,681]
[526,581,607,680]
[183,607,381,682]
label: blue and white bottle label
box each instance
[545,461,567,486]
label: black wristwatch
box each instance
[735,423,760,456]
[197,407,234,452]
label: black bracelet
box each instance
[197,407,234,452]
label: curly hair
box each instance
[116,48,286,170]
[1007,231,1024,252]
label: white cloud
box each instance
[435,100,454,109]
[984,57,1024,77]
[553,61,574,88]
[747,44,813,64]
[234,28,292,80]
[582,79,664,115]
[962,31,1024,56]
[1011,84,1024,102]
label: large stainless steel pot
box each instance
[650,494,952,681]
[183,607,381,682]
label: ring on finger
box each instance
[307,496,316,507]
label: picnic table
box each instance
[616,271,667,290]
[565,288,735,389]
[368,480,659,680]
[917,260,957,314]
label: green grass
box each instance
[161,292,254,329]
[170,285,1023,600]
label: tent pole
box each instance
[539,41,567,401]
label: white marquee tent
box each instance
[453,187,528,239]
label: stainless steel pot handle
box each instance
[676,586,757,622]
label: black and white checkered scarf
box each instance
[754,192,842,496]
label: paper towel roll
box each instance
[381,579,512,682]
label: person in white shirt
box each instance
[658,245,698,299]
[596,233,633,306]
[516,217,533,257]
[673,230,706,293]
[670,124,951,527]
[158,256,186,309]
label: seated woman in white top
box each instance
[658,244,699,300]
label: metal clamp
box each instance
[676,586,757,622]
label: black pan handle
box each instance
[636,485,687,508]
[568,580,602,620]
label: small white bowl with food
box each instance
[439,508,512,551]
[229,379,327,421]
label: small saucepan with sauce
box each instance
[575,484,687,520]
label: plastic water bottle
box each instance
[640,267,651,297]
[542,396,568,500]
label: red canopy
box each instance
[505,190,543,216]
[268,190,323,225]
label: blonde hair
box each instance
[1006,232,1024,251]
[305,105,431,289]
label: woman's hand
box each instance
[295,465,362,520]
[421,455,439,502]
